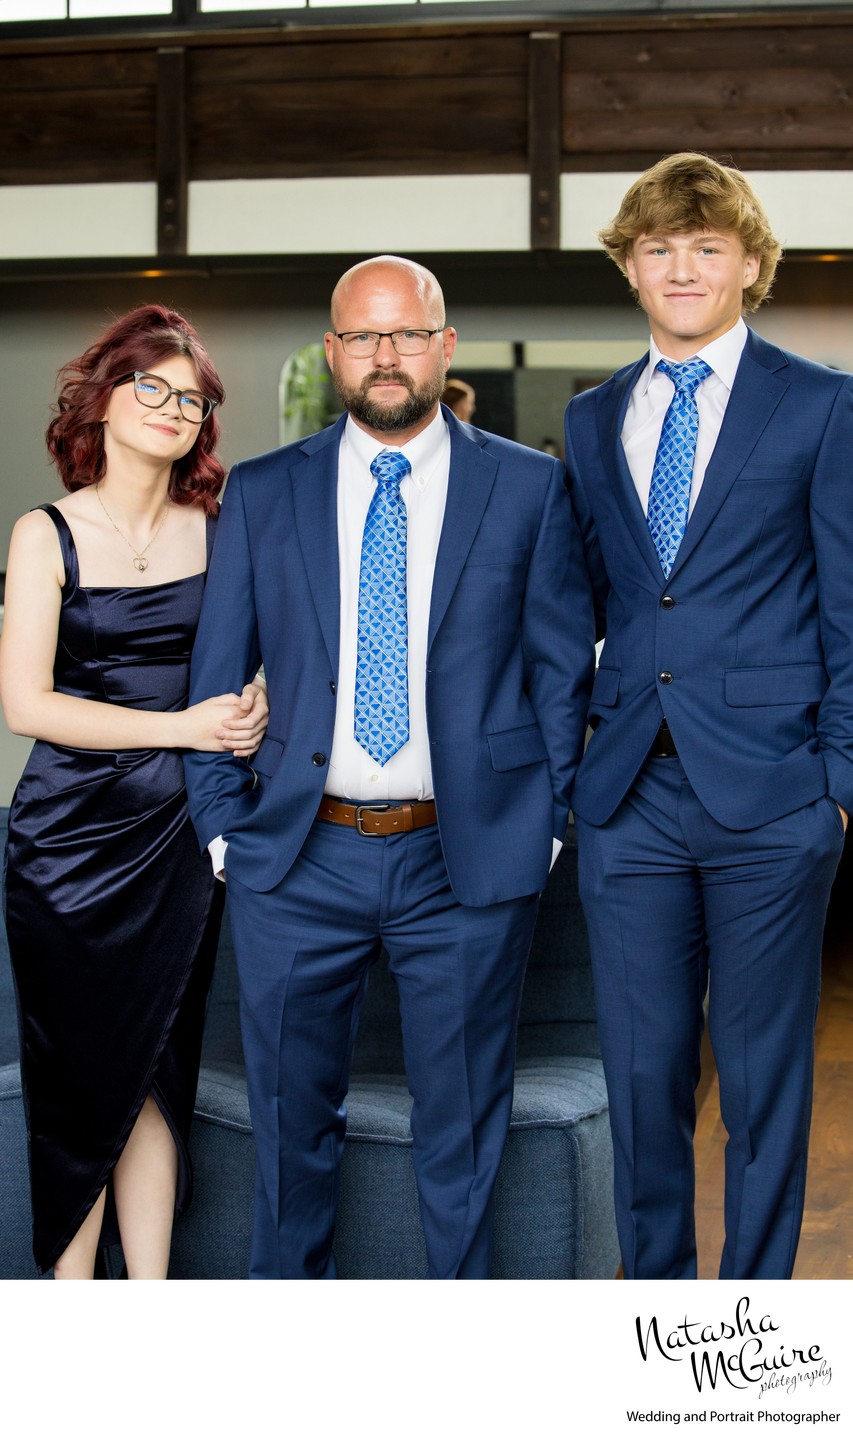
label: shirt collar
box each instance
[344,408,448,485]
[639,317,749,396]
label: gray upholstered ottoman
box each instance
[0,1063,36,1278]
[171,1056,614,1280]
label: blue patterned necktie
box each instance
[354,450,411,765]
[646,357,713,577]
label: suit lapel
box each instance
[670,331,791,577]
[291,417,344,674]
[596,357,666,585]
[428,420,498,651]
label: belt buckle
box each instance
[355,803,390,836]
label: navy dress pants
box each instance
[576,756,844,1280]
[225,816,539,1279]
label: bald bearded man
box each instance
[185,255,594,1279]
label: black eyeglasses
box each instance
[114,371,218,423]
[335,329,444,358]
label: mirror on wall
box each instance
[279,343,334,445]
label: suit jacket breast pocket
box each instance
[464,546,529,569]
[736,464,807,485]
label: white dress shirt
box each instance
[325,410,449,802]
[621,317,748,511]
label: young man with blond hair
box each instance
[565,152,851,1279]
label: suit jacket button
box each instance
[658,671,673,684]
[329,681,336,694]
[660,595,676,610]
[312,752,327,766]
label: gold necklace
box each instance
[95,485,171,572]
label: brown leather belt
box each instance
[317,796,438,837]
[648,719,678,759]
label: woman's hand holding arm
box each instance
[213,680,269,757]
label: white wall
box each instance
[6,170,853,261]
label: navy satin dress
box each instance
[4,504,224,1274]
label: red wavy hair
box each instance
[46,304,226,516]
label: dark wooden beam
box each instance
[156,46,187,256]
[189,35,528,180]
[528,31,561,251]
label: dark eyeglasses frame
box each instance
[113,370,218,424]
[334,329,445,357]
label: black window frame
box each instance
[1,0,850,42]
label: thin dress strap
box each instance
[35,503,78,593]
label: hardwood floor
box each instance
[693,840,853,1280]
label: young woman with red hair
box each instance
[0,304,267,1279]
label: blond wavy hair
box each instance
[599,152,782,313]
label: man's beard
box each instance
[332,367,445,433]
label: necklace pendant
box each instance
[133,556,149,572]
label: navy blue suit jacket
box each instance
[185,408,594,905]
[565,328,853,830]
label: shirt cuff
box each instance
[550,837,563,872]
[208,835,228,882]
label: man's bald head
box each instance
[330,256,446,332]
